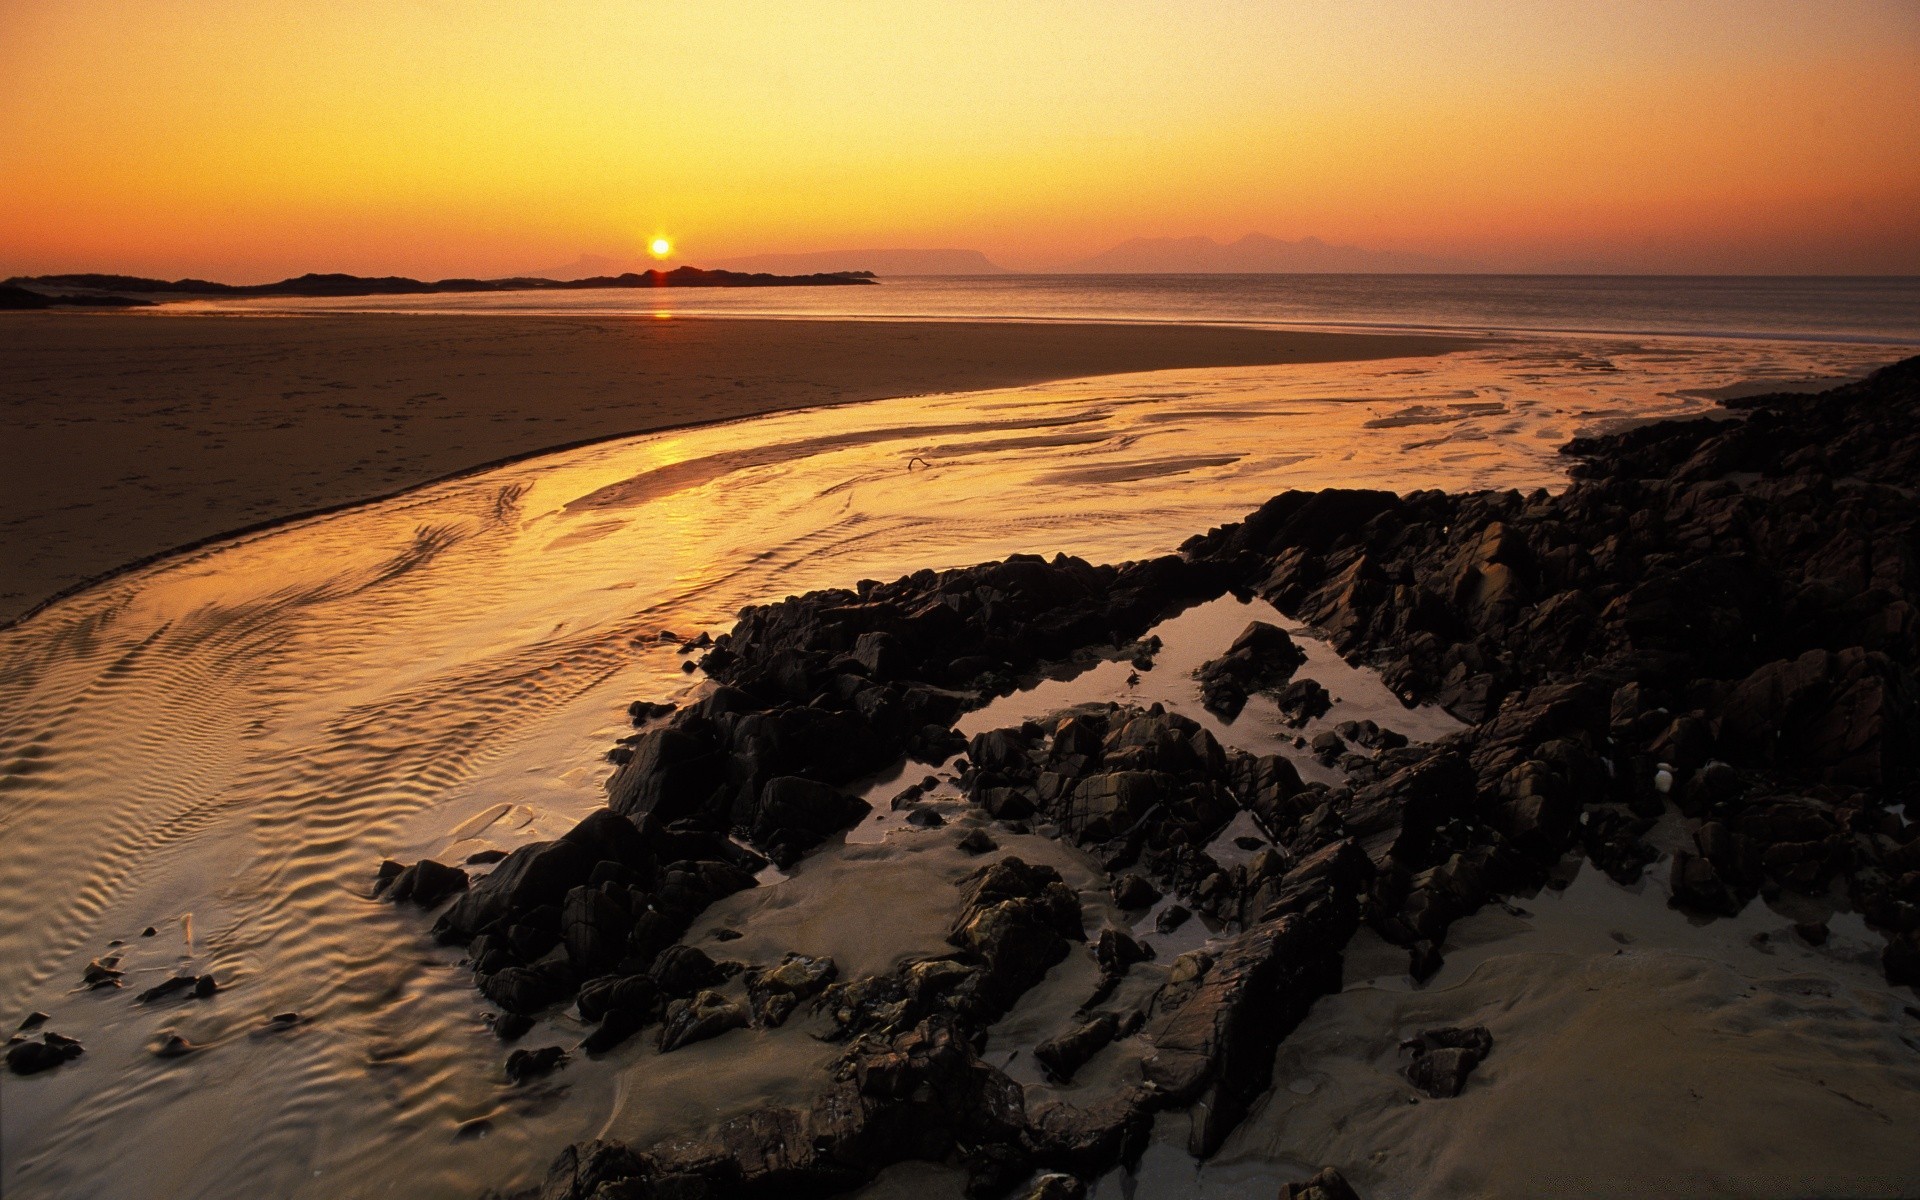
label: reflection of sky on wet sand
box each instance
[0,334,1904,1200]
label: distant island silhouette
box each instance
[2,266,877,308]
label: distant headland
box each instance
[0,266,878,309]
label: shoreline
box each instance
[0,313,1471,627]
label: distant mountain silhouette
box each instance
[1062,233,1463,273]
[8,267,875,301]
[710,248,1007,276]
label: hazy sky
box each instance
[3,0,1917,279]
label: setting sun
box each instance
[649,238,672,258]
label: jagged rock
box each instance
[1282,1166,1363,1200]
[1034,1013,1122,1082]
[1196,621,1306,718]
[658,989,749,1052]
[1277,679,1333,726]
[948,857,1085,1015]
[745,953,837,1026]
[1142,898,1352,1155]
[7,1032,84,1075]
[384,858,469,907]
[1111,872,1161,910]
[1403,1025,1493,1097]
[1020,1173,1089,1200]
[505,1044,567,1083]
[650,944,728,998]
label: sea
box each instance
[179,272,1920,345]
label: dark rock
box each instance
[1282,1166,1363,1200]
[957,828,998,855]
[577,974,659,1024]
[480,966,570,1016]
[745,953,838,1026]
[1195,621,1307,718]
[134,976,193,1004]
[1111,872,1161,910]
[18,1012,49,1031]
[82,957,123,989]
[1020,1173,1089,1200]
[1403,1025,1493,1098]
[1034,1012,1122,1083]
[7,1032,84,1075]
[905,807,947,828]
[464,848,509,865]
[505,1044,567,1083]
[1141,898,1352,1155]
[948,857,1085,1017]
[1155,904,1193,934]
[385,858,469,907]
[1093,926,1154,975]
[1278,679,1334,726]
[650,945,727,998]
[658,990,750,1052]
[153,1033,197,1058]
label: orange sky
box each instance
[3,0,1917,279]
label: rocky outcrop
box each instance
[489,361,1920,1198]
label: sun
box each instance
[649,237,672,258]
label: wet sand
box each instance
[3,336,1908,1200]
[0,313,1466,623]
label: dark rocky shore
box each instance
[371,358,1917,1198]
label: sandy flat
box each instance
[0,313,1466,623]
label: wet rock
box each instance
[1403,1025,1493,1098]
[1034,1012,1122,1083]
[1020,1173,1089,1200]
[1309,730,1345,764]
[1155,904,1193,934]
[384,858,469,907]
[1142,898,1352,1156]
[433,836,597,943]
[505,1044,568,1083]
[745,775,870,861]
[1278,679,1334,727]
[489,1012,534,1042]
[905,807,946,828]
[479,965,571,1016]
[957,828,998,855]
[627,699,676,725]
[1196,621,1306,719]
[464,848,508,866]
[948,857,1085,1017]
[1094,926,1154,976]
[658,989,749,1052]
[577,974,658,1024]
[745,953,838,1027]
[1111,872,1161,910]
[1335,718,1407,751]
[135,974,216,1004]
[650,944,728,999]
[152,1033,197,1059]
[81,957,123,989]
[1282,1166,1363,1200]
[7,1032,83,1075]
[18,1012,49,1031]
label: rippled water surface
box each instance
[0,334,1903,1198]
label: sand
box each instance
[0,312,1465,623]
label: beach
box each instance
[0,313,1465,623]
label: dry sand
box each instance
[0,312,1465,623]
